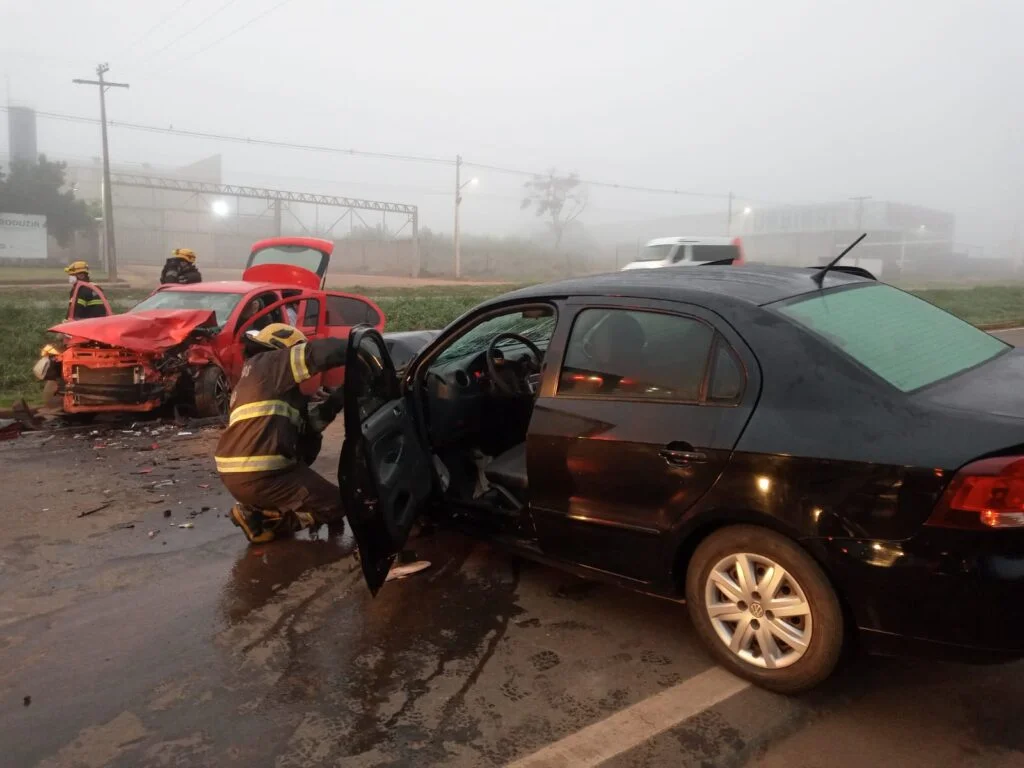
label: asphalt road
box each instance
[2,326,1022,767]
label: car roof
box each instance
[496,265,871,308]
[645,236,736,247]
[157,280,282,294]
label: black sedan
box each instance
[338,265,1024,693]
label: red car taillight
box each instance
[731,237,746,266]
[926,455,1024,529]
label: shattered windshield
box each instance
[130,290,245,327]
[434,307,556,364]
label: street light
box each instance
[743,206,753,215]
[453,152,478,279]
[211,200,230,217]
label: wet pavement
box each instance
[3,332,1024,767]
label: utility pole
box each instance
[453,154,462,279]
[73,64,128,280]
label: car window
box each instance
[249,244,327,275]
[636,243,675,262]
[708,337,744,402]
[434,306,556,365]
[327,295,379,327]
[692,244,739,262]
[776,284,1008,392]
[130,290,244,327]
[559,308,714,401]
[303,299,321,328]
[237,292,284,332]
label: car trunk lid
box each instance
[919,348,1024,422]
[243,237,333,289]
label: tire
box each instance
[685,524,844,694]
[194,366,231,421]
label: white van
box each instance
[621,236,744,270]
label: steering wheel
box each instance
[486,332,543,397]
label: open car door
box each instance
[243,237,333,289]
[340,326,433,594]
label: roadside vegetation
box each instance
[2,282,1022,407]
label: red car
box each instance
[47,237,385,419]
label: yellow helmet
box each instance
[245,323,307,350]
[64,260,90,275]
[173,248,197,263]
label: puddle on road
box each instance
[219,530,357,625]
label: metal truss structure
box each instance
[109,172,421,274]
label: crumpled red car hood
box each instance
[50,309,218,353]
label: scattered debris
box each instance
[178,522,194,529]
[177,431,194,437]
[197,483,210,489]
[385,560,432,582]
[152,480,174,489]
[139,443,160,452]
[0,420,23,441]
[200,506,210,512]
[148,529,159,538]
[23,696,31,707]
[76,502,111,519]
[136,467,154,475]
[114,523,136,530]
[163,510,172,518]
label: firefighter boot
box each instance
[229,504,284,544]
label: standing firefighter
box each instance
[161,247,203,285]
[64,261,111,320]
[215,323,347,543]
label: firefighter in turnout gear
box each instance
[64,261,111,320]
[160,247,203,285]
[216,323,347,543]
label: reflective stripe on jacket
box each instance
[214,338,347,476]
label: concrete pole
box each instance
[453,154,462,279]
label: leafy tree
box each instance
[520,169,588,248]
[0,155,94,246]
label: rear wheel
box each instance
[685,525,844,694]
[194,366,230,421]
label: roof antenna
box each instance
[812,233,867,287]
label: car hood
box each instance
[50,309,218,353]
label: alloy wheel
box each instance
[704,552,813,669]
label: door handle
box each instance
[659,445,707,465]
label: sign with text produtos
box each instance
[0,213,48,260]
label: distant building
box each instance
[6,106,38,165]
[733,200,955,277]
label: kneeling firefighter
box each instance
[215,323,347,543]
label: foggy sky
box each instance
[1,0,1022,249]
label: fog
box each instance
[2,0,1022,270]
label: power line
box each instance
[463,160,729,200]
[144,0,242,60]
[129,0,197,49]
[184,0,301,59]
[4,105,751,203]
[0,106,452,166]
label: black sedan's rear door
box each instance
[527,298,760,583]
[339,326,433,594]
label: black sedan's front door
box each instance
[527,299,759,584]
[339,326,434,594]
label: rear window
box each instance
[777,284,1007,392]
[249,245,327,274]
[326,295,380,327]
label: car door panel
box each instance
[339,326,433,595]
[527,299,760,583]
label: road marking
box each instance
[506,666,751,768]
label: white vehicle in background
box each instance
[621,236,745,270]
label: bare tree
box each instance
[520,169,588,248]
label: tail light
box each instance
[731,237,746,266]
[926,455,1024,529]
